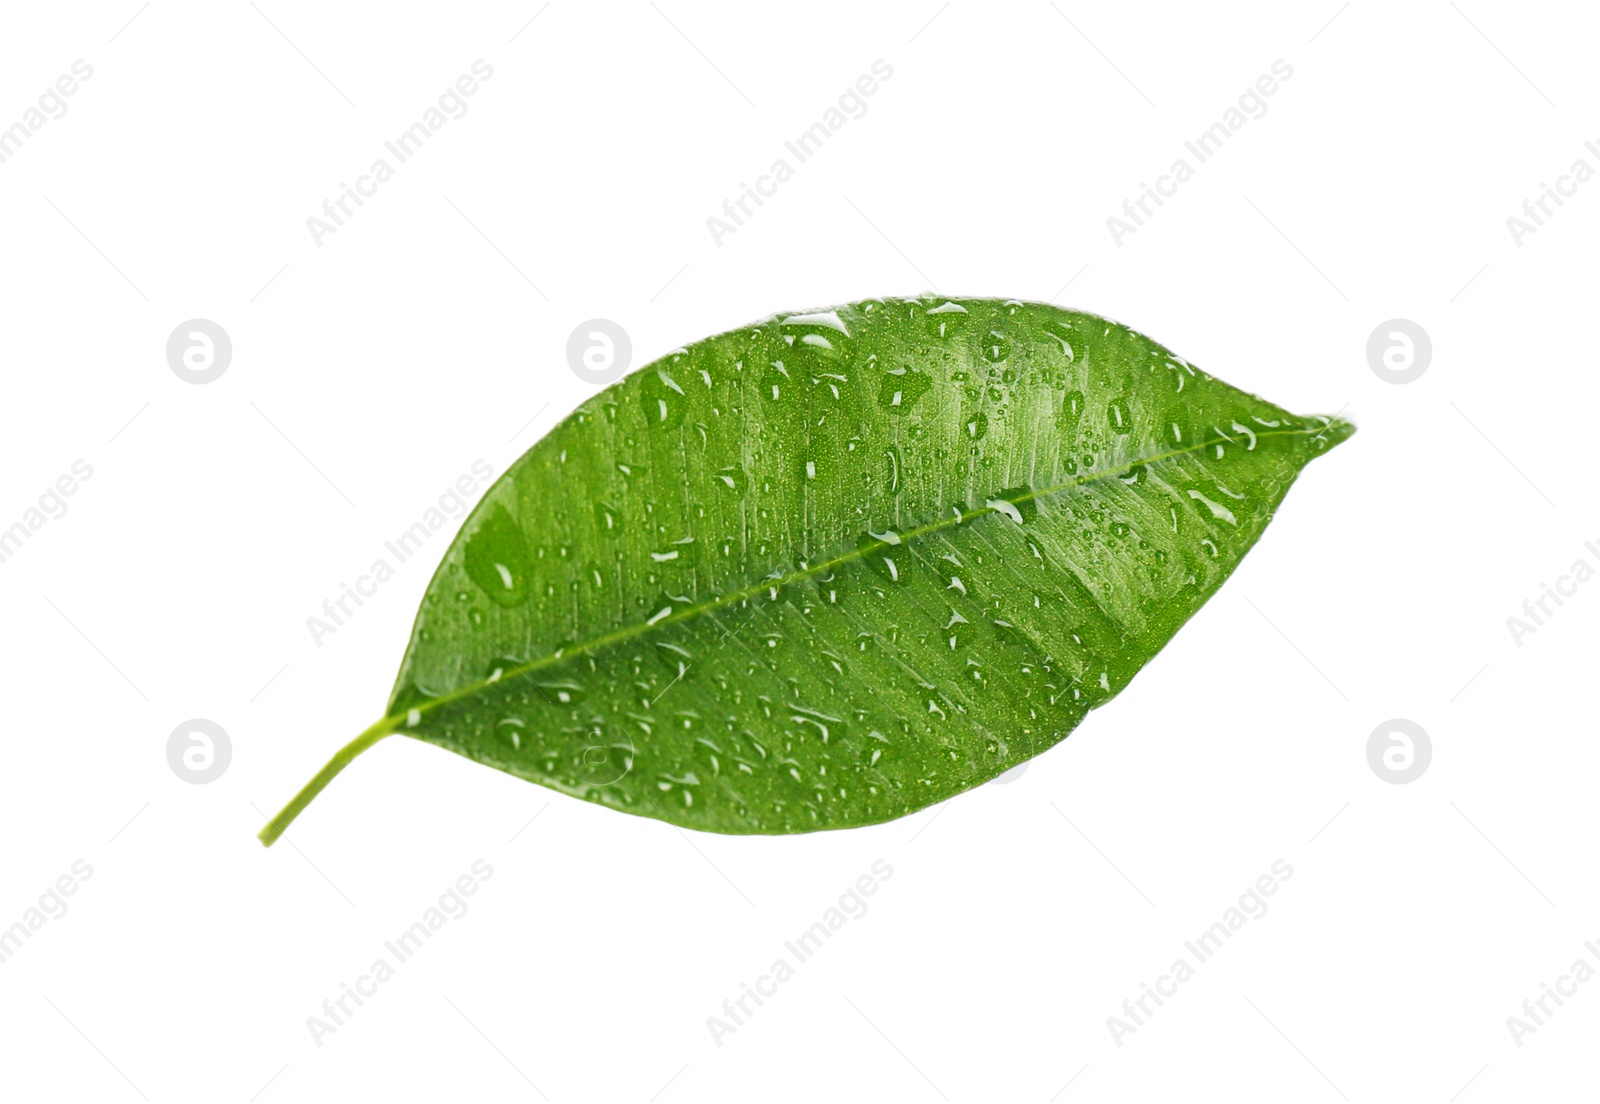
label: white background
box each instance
[0,1,1594,1100]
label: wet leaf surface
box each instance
[261,297,1352,843]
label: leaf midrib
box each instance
[386,423,1333,737]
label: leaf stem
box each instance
[257,717,397,847]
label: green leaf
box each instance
[259,298,1352,845]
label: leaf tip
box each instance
[1309,415,1356,453]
